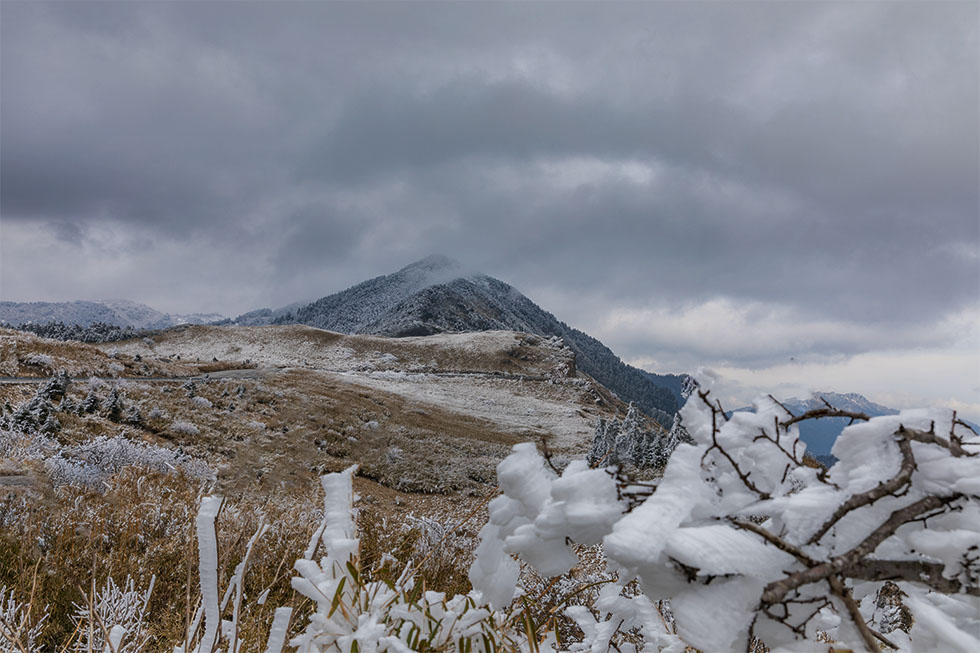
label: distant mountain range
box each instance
[734,391,978,465]
[0,299,223,330]
[230,255,684,425]
[773,392,898,462]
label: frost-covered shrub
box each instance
[73,575,154,653]
[0,428,58,461]
[191,396,213,409]
[44,434,212,489]
[171,420,200,436]
[23,353,53,368]
[0,585,49,652]
[470,391,980,652]
[147,407,166,421]
[172,468,531,653]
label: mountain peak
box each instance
[273,257,681,424]
[399,254,464,274]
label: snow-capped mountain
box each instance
[0,299,223,329]
[256,255,683,425]
[738,392,899,463]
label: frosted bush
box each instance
[147,407,167,420]
[172,420,200,436]
[191,396,213,409]
[0,585,49,652]
[44,434,212,489]
[175,467,530,653]
[73,575,154,653]
[0,428,58,461]
[286,467,529,653]
[23,353,53,367]
[471,390,980,652]
[44,455,105,489]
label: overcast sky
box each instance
[1,2,977,419]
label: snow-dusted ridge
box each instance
[234,255,683,425]
[106,325,617,453]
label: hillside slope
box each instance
[265,256,681,425]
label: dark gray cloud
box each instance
[1,1,977,387]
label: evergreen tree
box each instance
[58,395,77,414]
[587,418,618,466]
[37,370,71,401]
[104,386,124,422]
[613,403,642,464]
[40,413,61,435]
[124,405,144,427]
[182,380,197,398]
[80,389,101,414]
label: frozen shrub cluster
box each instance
[42,435,212,489]
[0,585,49,652]
[171,468,530,653]
[171,420,201,436]
[191,396,213,409]
[23,353,53,368]
[471,391,980,652]
[73,575,155,653]
[285,468,530,653]
[0,427,59,462]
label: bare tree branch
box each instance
[781,407,870,430]
[897,424,975,458]
[807,436,916,545]
[848,559,977,596]
[827,575,880,652]
[763,494,962,605]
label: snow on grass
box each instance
[106,325,598,452]
[330,370,592,452]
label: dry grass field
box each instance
[0,325,632,650]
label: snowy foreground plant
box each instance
[471,391,980,652]
[180,467,533,653]
[171,392,977,653]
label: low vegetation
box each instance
[1,329,976,652]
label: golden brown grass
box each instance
[0,329,195,378]
[0,464,495,651]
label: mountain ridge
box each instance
[244,255,683,425]
[0,299,224,329]
[736,391,901,463]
